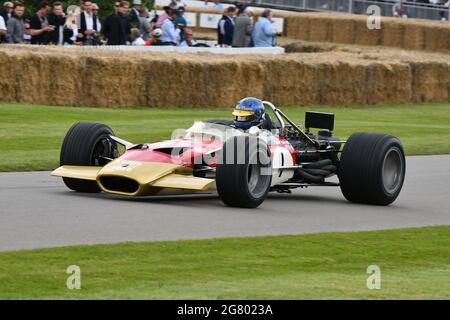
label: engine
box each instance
[282,111,341,185]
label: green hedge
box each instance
[20,0,154,22]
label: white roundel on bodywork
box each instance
[271,146,294,186]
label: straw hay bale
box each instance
[307,16,332,43]
[285,15,310,41]
[403,22,425,51]
[364,62,411,104]
[0,45,449,108]
[0,51,18,102]
[381,20,405,48]
[410,62,450,102]
[331,16,355,44]
[353,19,382,46]
[423,25,450,53]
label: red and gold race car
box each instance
[52,101,406,208]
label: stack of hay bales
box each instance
[0,45,448,108]
[279,12,450,53]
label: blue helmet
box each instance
[232,97,265,130]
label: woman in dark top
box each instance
[62,5,83,45]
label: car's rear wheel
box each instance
[338,132,405,205]
[60,122,118,192]
[216,136,272,208]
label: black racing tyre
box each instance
[216,136,272,208]
[60,122,117,193]
[338,132,406,205]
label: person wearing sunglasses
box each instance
[1,2,13,24]
[102,1,130,45]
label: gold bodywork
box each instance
[51,159,214,196]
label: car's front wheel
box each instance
[60,122,118,192]
[338,132,406,205]
[216,136,272,208]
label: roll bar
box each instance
[262,101,317,146]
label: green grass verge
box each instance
[0,226,449,299]
[1,103,450,171]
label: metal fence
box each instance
[250,0,450,22]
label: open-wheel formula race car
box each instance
[52,101,406,208]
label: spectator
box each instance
[91,3,102,32]
[161,9,180,45]
[48,1,66,45]
[79,0,100,45]
[393,0,408,18]
[217,6,236,47]
[155,6,171,28]
[145,27,163,46]
[129,0,141,27]
[138,7,151,40]
[63,5,82,45]
[0,13,5,43]
[175,6,187,43]
[23,19,31,43]
[232,7,253,47]
[149,9,158,29]
[179,28,197,47]
[130,27,144,45]
[119,1,131,42]
[6,2,24,44]
[30,1,54,45]
[435,0,450,21]
[252,9,276,47]
[0,1,11,42]
[170,0,187,10]
[79,0,85,11]
[102,1,130,45]
[203,0,224,9]
[1,1,13,24]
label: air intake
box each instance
[99,176,140,194]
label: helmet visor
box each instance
[233,110,256,123]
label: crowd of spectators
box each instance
[393,0,450,20]
[218,5,279,47]
[0,0,202,46]
[0,0,279,48]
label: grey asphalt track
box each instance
[1,155,449,251]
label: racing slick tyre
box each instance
[338,132,405,205]
[216,136,272,208]
[60,122,117,193]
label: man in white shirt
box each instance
[179,28,197,47]
[0,15,6,40]
[130,27,145,45]
[161,9,180,45]
[80,1,100,44]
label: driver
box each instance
[232,97,273,131]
